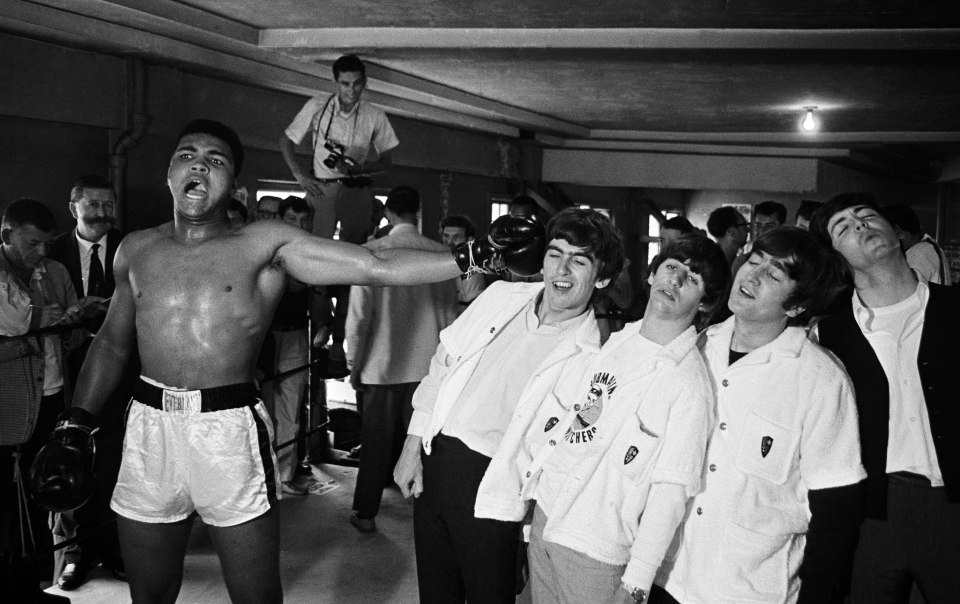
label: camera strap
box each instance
[313,93,360,157]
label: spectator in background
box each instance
[47,176,129,590]
[254,195,281,221]
[752,200,787,238]
[439,214,486,308]
[659,216,695,246]
[881,203,952,285]
[227,198,248,230]
[346,186,458,532]
[0,199,82,600]
[795,200,823,230]
[731,200,787,277]
[706,206,749,268]
[269,196,314,497]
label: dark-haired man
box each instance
[47,175,127,589]
[706,206,749,267]
[440,214,486,307]
[395,208,621,603]
[346,186,458,532]
[280,53,398,244]
[811,194,960,604]
[655,227,866,604]
[730,200,787,278]
[508,234,730,604]
[43,119,540,604]
[0,198,81,599]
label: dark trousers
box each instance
[351,382,417,519]
[1,392,63,582]
[850,475,960,604]
[649,584,681,604]
[414,434,519,604]
[50,343,128,575]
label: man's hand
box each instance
[78,296,109,319]
[296,174,325,198]
[37,304,66,327]
[394,435,424,498]
[349,369,363,392]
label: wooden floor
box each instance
[42,463,449,604]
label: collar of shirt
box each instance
[852,273,927,335]
[525,291,591,335]
[331,94,360,118]
[75,230,108,255]
[386,223,418,237]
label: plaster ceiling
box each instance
[4,0,960,181]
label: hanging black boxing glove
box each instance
[30,407,98,513]
[452,214,546,276]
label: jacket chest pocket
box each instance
[735,412,793,485]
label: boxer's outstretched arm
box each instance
[71,238,138,417]
[277,228,463,287]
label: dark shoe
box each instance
[349,512,376,533]
[282,480,309,496]
[103,557,127,582]
[347,444,362,459]
[57,561,90,591]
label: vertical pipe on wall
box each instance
[109,58,151,231]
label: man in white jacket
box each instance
[394,208,625,604]
[654,227,866,604]
[510,235,731,604]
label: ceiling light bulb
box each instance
[801,107,817,132]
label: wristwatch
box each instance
[621,581,648,603]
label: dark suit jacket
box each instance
[818,283,960,518]
[47,227,123,300]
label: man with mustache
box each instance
[47,175,128,590]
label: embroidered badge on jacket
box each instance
[761,436,774,458]
[624,445,639,465]
[544,417,559,432]
[564,372,617,444]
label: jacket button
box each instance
[709,464,717,472]
[525,471,532,478]
[722,379,729,387]
[489,327,495,333]
[548,440,556,446]
[719,422,727,430]
[696,507,703,515]
[573,404,581,411]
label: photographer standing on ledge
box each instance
[279,53,398,244]
[280,53,399,368]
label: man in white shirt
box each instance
[280,54,400,371]
[346,186,458,532]
[880,203,952,285]
[393,208,624,604]
[514,234,730,604]
[279,53,398,244]
[656,227,867,604]
[812,194,960,604]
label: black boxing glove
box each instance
[452,215,545,274]
[30,407,98,513]
[500,229,546,277]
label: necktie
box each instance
[88,243,104,297]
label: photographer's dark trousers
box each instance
[414,434,519,604]
[306,182,374,244]
[307,183,376,349]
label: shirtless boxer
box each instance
[33,119,542,604]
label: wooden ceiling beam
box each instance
[259,27,960,50]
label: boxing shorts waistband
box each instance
[134,379,261,414]
[888,471,935,487]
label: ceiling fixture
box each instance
[800,106,818,132]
